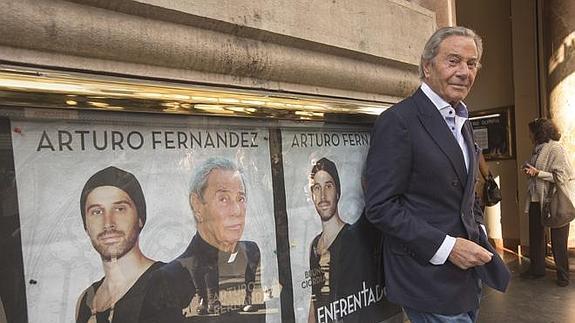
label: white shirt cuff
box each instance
[429,235,456,265]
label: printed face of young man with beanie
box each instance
[311,170,340,222]
[84,185,142,262]
[76,166,160,323]
[76,166,162,323]
[309,157,342,223]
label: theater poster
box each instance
[282,129,396,323]
[10,119,281,322]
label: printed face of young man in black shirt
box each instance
[84,186,142,262]
[311,170,340,222]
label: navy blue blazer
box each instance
[365,88,510,315]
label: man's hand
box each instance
[448,237,493,270]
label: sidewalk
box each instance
[477,249,575,322]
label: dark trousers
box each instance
[528,202,570,282]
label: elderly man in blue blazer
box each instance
[366,26,510,323]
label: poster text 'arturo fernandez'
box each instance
[291,132,369,148]
[36,129,260,151]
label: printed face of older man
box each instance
[84,186,141,262]
[192,169,247,250]
[311,170,339,222]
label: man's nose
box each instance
[103,210,116,229]
[230,200,243,217]
[456,62,471,76]
[320,187,329,200]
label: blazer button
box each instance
[451,180,458,187]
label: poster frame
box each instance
[469,106,515,161]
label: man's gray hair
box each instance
[419,26,483,79]
[189,157,247,203]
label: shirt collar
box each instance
[421,82,469,118]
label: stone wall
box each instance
[0,0,435,102]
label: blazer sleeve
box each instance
[473,194,485,225]
[366,109,447,263]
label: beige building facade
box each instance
[1,0,574,322]
[4,0,571,252]
[0,0,436,102]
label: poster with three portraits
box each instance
[9,118,398,323]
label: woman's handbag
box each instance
[542,179,575,228]
[483,174,502,207]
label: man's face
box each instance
[84,186,141,262]
[423,35,479,106]
[192,169,247,249]
[311,170,339,222]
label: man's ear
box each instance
[423,62,431,78]
[138,218,144,229]
[423,59,435,79]
[190,193,204,223]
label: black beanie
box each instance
[80,166,146,229]
[310,157,341,196]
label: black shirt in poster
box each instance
[76,261,164,323]
[139,234,265,323]
[309,213,401,323]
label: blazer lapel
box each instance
[413,89,467,187]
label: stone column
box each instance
[410,0,456,27]
[543,0,575,246]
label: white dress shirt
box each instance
[421,82,470,265]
